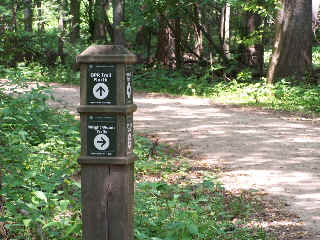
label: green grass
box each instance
[0,83,274,239]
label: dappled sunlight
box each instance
[134,93,320,237]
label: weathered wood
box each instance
[78,45,136,240]
[77,45,137,64]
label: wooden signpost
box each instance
[77,45,137,240]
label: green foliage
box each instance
[0,30,59,67]
[0,62,80,85]
[0,80,273,239]
[0,85,81,239]
[134,136,271,240]
[134,65,320,114]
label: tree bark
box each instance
[175,17,182,69]
[193,3,203,58]
[11,0,17,32]
[155,15,175,66]
[221,3,230,58]
[35,0,44,32]
[245,11,264,77]
[58,0,67,64]
[268,0,312,83]
[71,0,80,43]
[93,0,107,41]
[113,0,125,45]
[24,0,33,32]
[313,0,320,24]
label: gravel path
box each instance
[2,81,319,239]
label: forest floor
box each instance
[2,80,320,239]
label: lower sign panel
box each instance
[87,115,117,157]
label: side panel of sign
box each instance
[87,64,116,105]
[125,65,133,105]
[126,115,133,154]
[87,115,117,157]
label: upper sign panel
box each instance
[87,64,116,105]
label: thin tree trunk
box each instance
[268,0,312,83]
[94,0,107,41]
[36,0,44,32]
[24,0,33,32]
[104,1,114,42]
[58,0,66,64]
[246,11,264,77]
[71,0,80,43]
[221,3,230,58]
[194,3,203,58]
[175,17,182,69]
[113,0,125,44]
[12,0,17,32]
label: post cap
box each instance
[77,45,137,64]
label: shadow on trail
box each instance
[134,93,320,238]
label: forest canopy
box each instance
[0,0,319,84]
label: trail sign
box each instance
[87,115,116,157]
[87,64,116,105]
[77,45,137,240]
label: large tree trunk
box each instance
[113,0,125,44]
[245,11,264,77]
[24,0,33,32]
[71,0,80,43]
[155,15,175,66]
[268,0,312,83]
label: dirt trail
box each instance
[2,81,320,239]
[133,92,320,240]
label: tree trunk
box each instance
[245,11,264,77]
[175,17,182,69]
[104,1,114,43]
[221,3,230,58]
[35,0,44,32]
[268,0,312,83]
[71,0,80,43]
[94,0,107,41]
[313,0,320,24]
[155,15,175,66]
[58,0,67,64]
[194,3,203,58]
[24,0,33,32]
[11,0,17,32]
[113,0,125,44]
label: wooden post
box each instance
[77,45,137,240]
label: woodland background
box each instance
[1,0,320,239]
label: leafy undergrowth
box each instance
[0,86,82,239]
[0,83,301,239]
[134,67,320,116]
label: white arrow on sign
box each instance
[93,83,109,100]
[94,134,110,151]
